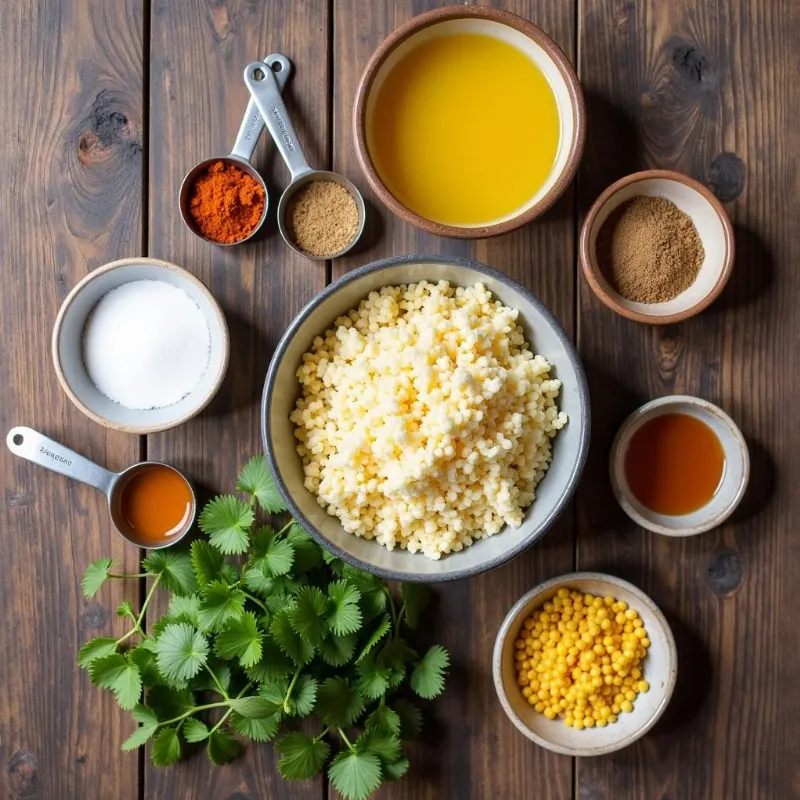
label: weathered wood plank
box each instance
[332,2,576,797]
[577,1,800,798]
[146,0,330,797]
[0,0,144,797]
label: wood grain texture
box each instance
[332,2,576,797]
[146,0,329,797]
[577,1,800,798]
[0,0,143,797]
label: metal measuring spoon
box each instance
[179,53,293,246]
[243,59,366,260]
[6,427,196,550]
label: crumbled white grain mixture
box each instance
[290,281,567,560]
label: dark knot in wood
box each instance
[707,548,743,596]
[708,153,745,202]
[81,602,110,630]
[77,91,141,165]
[7,749,39,798]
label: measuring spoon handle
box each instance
[6,426,117,496]
[244,60,314,182]
[230,53,293,163]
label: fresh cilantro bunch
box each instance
[78,456,449,800]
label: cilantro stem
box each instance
[204,664,229,700]
[315,727,330,741]
[276,520,293,537]
[108,572,148,579]
[209,681,254,735]
[115,627,139,646]
[396,602,407,630]
[385,588,398,633]
[243,591,269,615]
[337,727,355,752]
[158,701,229,727]
[137,573,162,629]
[283,666,302,713]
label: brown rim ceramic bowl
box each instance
[580,170,735,324]
[494,572,677,756]
[52,257,230,434]
[353,6,585,238]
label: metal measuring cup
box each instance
[6,426,196,550]
[243,59,366,260]
[179,53,293,246]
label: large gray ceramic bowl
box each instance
[262,255,590,581]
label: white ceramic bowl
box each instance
[52,257,229,434]
[263,255,590,581]
[580,170,734,324]
[610,395,749,536]
[493,572,677,757]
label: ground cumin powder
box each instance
[286,181,359,258]
[596,195,705,303]
[189,161,265,244]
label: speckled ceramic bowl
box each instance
[494,572,677,756]
[262,255,590,581]
[610,395,749,536]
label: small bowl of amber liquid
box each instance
[610,396,750,536]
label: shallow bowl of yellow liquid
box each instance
[354,6,585,238]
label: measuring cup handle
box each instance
[230,54,293,163]
[6,426,117,496]
[244,61,314,182]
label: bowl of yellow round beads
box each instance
[493,572,677,756]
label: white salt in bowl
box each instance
[579,170,734,324]
[52,257,229,434]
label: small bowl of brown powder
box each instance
[580,170,734,324]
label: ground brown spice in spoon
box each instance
[596,195,705,303]
[285,180,359,258]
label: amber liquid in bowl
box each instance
[624,413,725,515]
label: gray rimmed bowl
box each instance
[262,255,590,581]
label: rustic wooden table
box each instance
[2,1,798,798]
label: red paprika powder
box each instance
[188,161,265,243]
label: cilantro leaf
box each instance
[142,549,196,596]
[315,677,365,727]
[82,558,114,598]
[230,696,280,719]
[244,636,294,682]
[289,586,327,646]
[365,705,401,737]
[252,526,295,577]
[271,608,315,665]
[378,638,417,687]
[89,653,142,710]
[116,600,136,620]
[276,733,330,780]
[259,678,290,714]
[285,523,322,571]
[121,706,159,751]
[214,612,263,668]
[410,645,449,699]
[318,633,357,667]
[288,675,317,717]
[166,593,201,627]
[328,750,382,800]
[392,699,422,739]
[146,685,195,722]
[357,615,391,662]
[154,623,209,683]
[151,727,181,766]
[189,657,231,694]
[327,581,362,636]
[356,729,401,764]
[182,718,209,743]
[199,495,254,554]
[242,566,271,594]
[236,455,286,513]
[356,659,391,700]
[220,562,239,584]
[206,729,243,765]
[230,711,280,742]
[78,637,118,669]
[190,540,224,586]
[400,583,430,629]
[197,581,246,632]
[130,645,161,688]
[385,757,410,781]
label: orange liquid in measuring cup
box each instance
[119,465,193,544]
[624,413,725,516]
